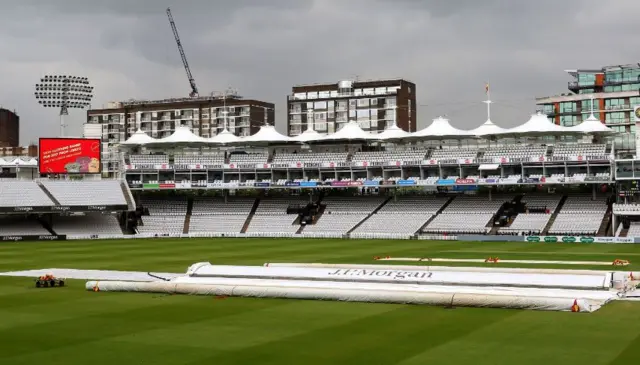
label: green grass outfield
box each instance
[1,238,640,365]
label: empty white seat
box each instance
[42,180,127,206]
[0,180,55,207]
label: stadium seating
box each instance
[129,154,168,165]
[626,223,640,237]
[246,198,307,233]
[0,216,49,235]
[483,145,547,159]
[351,196,449,236]
[552,144,607,158]
[229,153,269,165]
[429,148,478,160]
[423,195,514,234]
[137,197,187,234]
[41,180,127,206]
[0,180,54,207]
[497,195,560,235]
[174,153,224,165]
[549,196,608,235]
[51,214,123,235]
[351,149,428,163]
[272,152,348,164]
[189,197,254,233]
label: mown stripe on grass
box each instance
[112,299,400,350]
[0,295,288,360]
[191,305,518,365]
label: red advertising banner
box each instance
[39,138,101,174]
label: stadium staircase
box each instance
[541,195,568,235]
[38,217,57,235]
[183,197,194,234]
[296,194,326,234]
[120,181,137,211]
[488,196,522,235]
[36,181,61,205]
[619,227,629,237]
[415,196,456,234]
[597,203,613,237]
[241,198,261,233]
[346,197,392,235]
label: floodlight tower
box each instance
[34,75,94,137]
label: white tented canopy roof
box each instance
[569,114,617,135]
[0,157,38,167]
[291,128,324,143]
[151,126,209,144]
[120,129,155,146]
[241,125,292,144]
[495,112,579,136]
[410,117,476,139]
[208,128,242,144]
[377,124,411,141]
[321,121,377,141]
[468,119,508,137]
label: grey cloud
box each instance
[1,0,639,143]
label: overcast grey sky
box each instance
[1,0,639,144]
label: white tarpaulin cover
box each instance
[85,278,614,312]
[184,263,613,290]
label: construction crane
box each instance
[166,7,199,98]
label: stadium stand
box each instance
[41,180,127,206]
[548,196,608,236]
[51,214,123,235]
[189,197,254,234]
[483,145,547,160]
[423,195,515,234]
[129,154,168,165]
[552,144,607,159]
[0,216,50,235]
[174,153,225,165]
[272,152,348,164]
[137,197,187,234]
[246,198,308,234]
[351,196,449,236]
[229,152,269,165]
[429,148,478,160]
[0,180,54,207]
[499,195,561,235]
[351,148,428,163]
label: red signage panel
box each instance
[39,138,101,174]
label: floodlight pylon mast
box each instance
[34,75,94,137]
[167,7,199,98]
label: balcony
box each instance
[605,104,631,111]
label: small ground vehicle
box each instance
[35,274,65,288]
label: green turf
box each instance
[1,238,639,364]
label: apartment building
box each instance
[85,94,275,175]
[536,64,640,151]
[286,79,416,136]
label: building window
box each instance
[577,73,596,87]
[559,102,577,113]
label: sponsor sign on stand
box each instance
[455,178,476,185]
[436,179,456,186]
[1,235,66,242]
[284,181,301,187]
[525,236,597,243]
[422,159,438,165]
[364,180,380,186]
[299,181,317,187]
[397,179,416,186]
[331,180,363,187]
[254,182,271,188]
